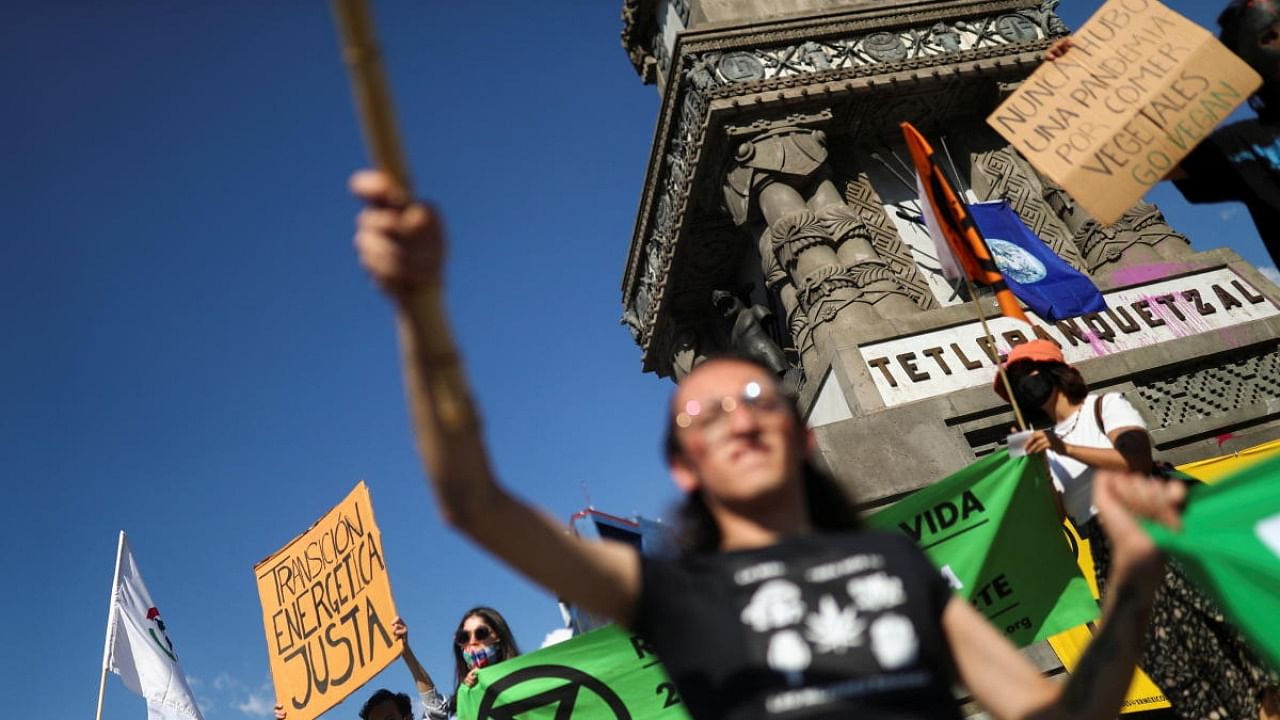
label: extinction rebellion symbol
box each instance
[475,665,631,720]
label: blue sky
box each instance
[2,2,1272,719]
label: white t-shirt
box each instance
[1046,393,1147,525]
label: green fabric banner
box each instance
[1144,454,1280,673]
[868,451,1098,646]
[455,624,692,720]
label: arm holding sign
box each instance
[351,170,643,626]
[393,617,450,719]
[945,470,1179,720]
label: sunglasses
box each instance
[674,381,787,438]
[454,626,494,645]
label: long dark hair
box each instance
[451,607,520,700]
[663,356,862,556]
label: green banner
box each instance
[868,451,1098,646]
[1145,454,1280,673]
[456,624,692,720]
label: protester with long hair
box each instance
[432,607,520,718]
[350,167,1190,720]
[994,339,1278,720]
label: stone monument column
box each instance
[723,125,920,375]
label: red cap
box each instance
[992,339,1066,400]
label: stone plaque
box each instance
[859,268,1277,407]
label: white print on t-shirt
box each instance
[734,560,788,586]
[846,572,907,611]
[803,594,867,653]
[742,579,807,631]
[869,614,919,670]
[804,553,885,583]
[767,629,813,686]
[1257,513,1280,559]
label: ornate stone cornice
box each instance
[620,0,1065,374]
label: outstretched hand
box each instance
[1022,429,1066,456]
[392,615,409,644]
[351,170,445,303]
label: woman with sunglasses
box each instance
[993,339,1278,720]
[438,608,520,714]
[350,168,1191,720]
[402,610,520,720]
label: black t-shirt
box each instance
[636,531,962,720]
[1175,118,1280,264]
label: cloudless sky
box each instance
[2,2,1271,720]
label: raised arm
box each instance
[944,470,1181,720]
[393,617,436,697]
[351,170,641,624]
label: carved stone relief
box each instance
[1073,201,1193,273]
[689,11,1057,89]
[622,3,1070,363]
[723,126,921,344]
[1038,175,1192,273]
[840,173,938,311]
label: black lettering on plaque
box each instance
[867,357,898,387]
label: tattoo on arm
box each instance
[1059,581,1151,715]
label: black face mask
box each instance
[1010,372,1055,412]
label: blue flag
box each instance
[968,201,1105,322]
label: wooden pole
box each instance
[963,277,1028,432]
[330,0,477,433]
[330,0,412,192]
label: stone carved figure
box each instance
[713,289,791,376]
[669,325,704,382]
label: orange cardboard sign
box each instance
[988,0,1261,224]
[255,482,399,720]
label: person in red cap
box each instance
[994,340,1279,720]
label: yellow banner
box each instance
[254,482,399,720]
[1048,438,1280,710]
[1047,521,1169,712]
[1177,438,1280,483]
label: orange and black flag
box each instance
[901,121,1030,324]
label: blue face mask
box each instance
[462,643,502,670]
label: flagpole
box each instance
[96,531,127,720]
[961,276,1028,432]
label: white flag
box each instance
[103,532,204,720]
[915,172,964,281]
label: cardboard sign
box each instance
[987,0,1261,224]
[255,482,399,720]
[456,624,692,720]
